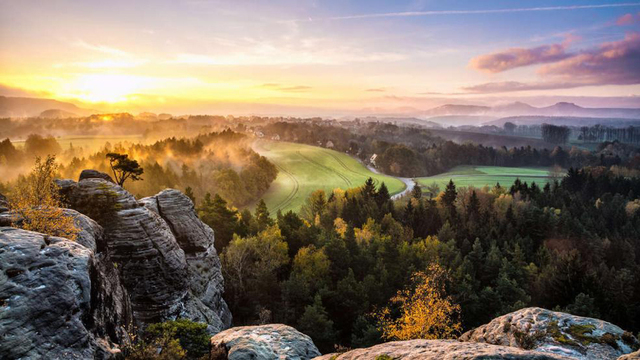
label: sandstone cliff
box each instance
[0,170,231,359]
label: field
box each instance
[251,140,406,214]
[416,165,559,190]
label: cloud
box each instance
[463,81,581,93]
[73,40,129,56]
[259,83,312,92]
[469,43,571,73]
[537,32,640,85]
[366,88,386,92]
[466,30,640,93]
[170,49,404,66]
[0,84,51,97]
[617,13,636,25]
[292,3,640,22]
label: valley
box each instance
[251,140,405,213]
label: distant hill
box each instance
[424,101,640,119]
[360,116,442,128]
[425,104,490,116]
[39,109,78,118]
[427,115,497,126]
[0,96,94,117]
[486,116,640,127]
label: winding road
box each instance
[362,162,415,200]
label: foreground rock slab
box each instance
[619,350,640,359]
[0,227,124,359]
[460,307,640,360]
[314,339,572,360]
[210,324,321,360]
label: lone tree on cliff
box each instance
[106,152,144,187]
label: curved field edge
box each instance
[250,140,406,214]
[416,165,560,190]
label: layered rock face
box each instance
[210,324,321,360]
[460,307,640,360]
[0,227,130,359]
[314,340,572,360]
[62,171,231,330]
[0,169,231,358]
[140,189,232,330]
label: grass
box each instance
[416,165,559,190]
[251,140,406,214]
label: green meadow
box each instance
[416,165,558,191]
[251,140,406,214]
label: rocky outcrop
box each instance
[313,340,572,360]
[0,192,8,213]
[0,227,130,359]
[62,208,103,252]
[61,172,230,332]
[210,324,321,360]
[80,169,115,183]
[619,350,640,359]
[460,307,640,360]
[141,189,231,329]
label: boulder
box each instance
[62,208,103,252]
[54,178,78,203]
[0,227,130,359]
[79,169,115,183]
[210,324,321,360]
[0,192,8,213]
[313,340,571,360]
[460,307,640,360]
[619,350,640,359]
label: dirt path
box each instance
[362,163,415,200]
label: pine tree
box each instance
[297,295,335,353]
[198,193,238,252]
[184,186,196,205]
[255,199,274,231]
[362,177,376,199]
[411,183,422,199]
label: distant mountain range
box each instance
[424,102,640,119]
[0,96,95,118]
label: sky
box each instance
[1,0,640,115]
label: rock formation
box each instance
[460,307,640,360]
[314,340,572,359]
[61,170,231,331]
[0,227,130,359]
[0,169,231,359]
[619,350,640,360]
[210,324,321,360]
[140,189,232,330]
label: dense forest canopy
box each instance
[202,168,640,352]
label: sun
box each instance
[67,74,147,103]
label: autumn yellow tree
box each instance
[9,155,79,240]
[377,263,462,341]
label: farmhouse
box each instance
[370,153,378,167]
